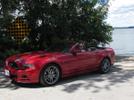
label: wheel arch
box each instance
[39,62,62,79]
[45,62,62,72]
[39,62,62,86]
[103,56,111,65]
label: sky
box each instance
[107,0,134,27]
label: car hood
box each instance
[7,51,61,63]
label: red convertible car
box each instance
[4,43,115,86]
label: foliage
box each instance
[0,0,113,51]
[0,0,19,50]
[0,49,20,67]
[3,49,20,58]
[21,0,113,48]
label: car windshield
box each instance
[45,43,71,53]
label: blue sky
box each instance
[107,0,134,27]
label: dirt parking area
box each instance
[0,56,134,100]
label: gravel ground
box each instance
[0,56,134,100]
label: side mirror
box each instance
[70,49,81,56]
[70,49,77,56]
[70,43,81,56]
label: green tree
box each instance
[0,0,20,48]
[0,0,113,49]
[21,0,112,48]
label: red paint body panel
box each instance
[4,47,115,83]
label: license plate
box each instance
[5,70,10,76]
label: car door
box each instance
[84,49,103,70]
[76,50,101,72]
[57,52,86,76]
[64,43,96,72]
[74,51,92,71]
[86,50,98,69]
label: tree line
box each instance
[0,0,113,64]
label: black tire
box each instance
[40,64,61,86]
[100,58,111,74]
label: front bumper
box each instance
[4,66,39,83]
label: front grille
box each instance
[9,62,19,70]
[10,74,17,79]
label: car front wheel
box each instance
[40,64,61,86]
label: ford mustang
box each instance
[4,43,115,86]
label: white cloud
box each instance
[107,0,134,27]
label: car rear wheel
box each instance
[100,58,111,73]
[40,64,61,86]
